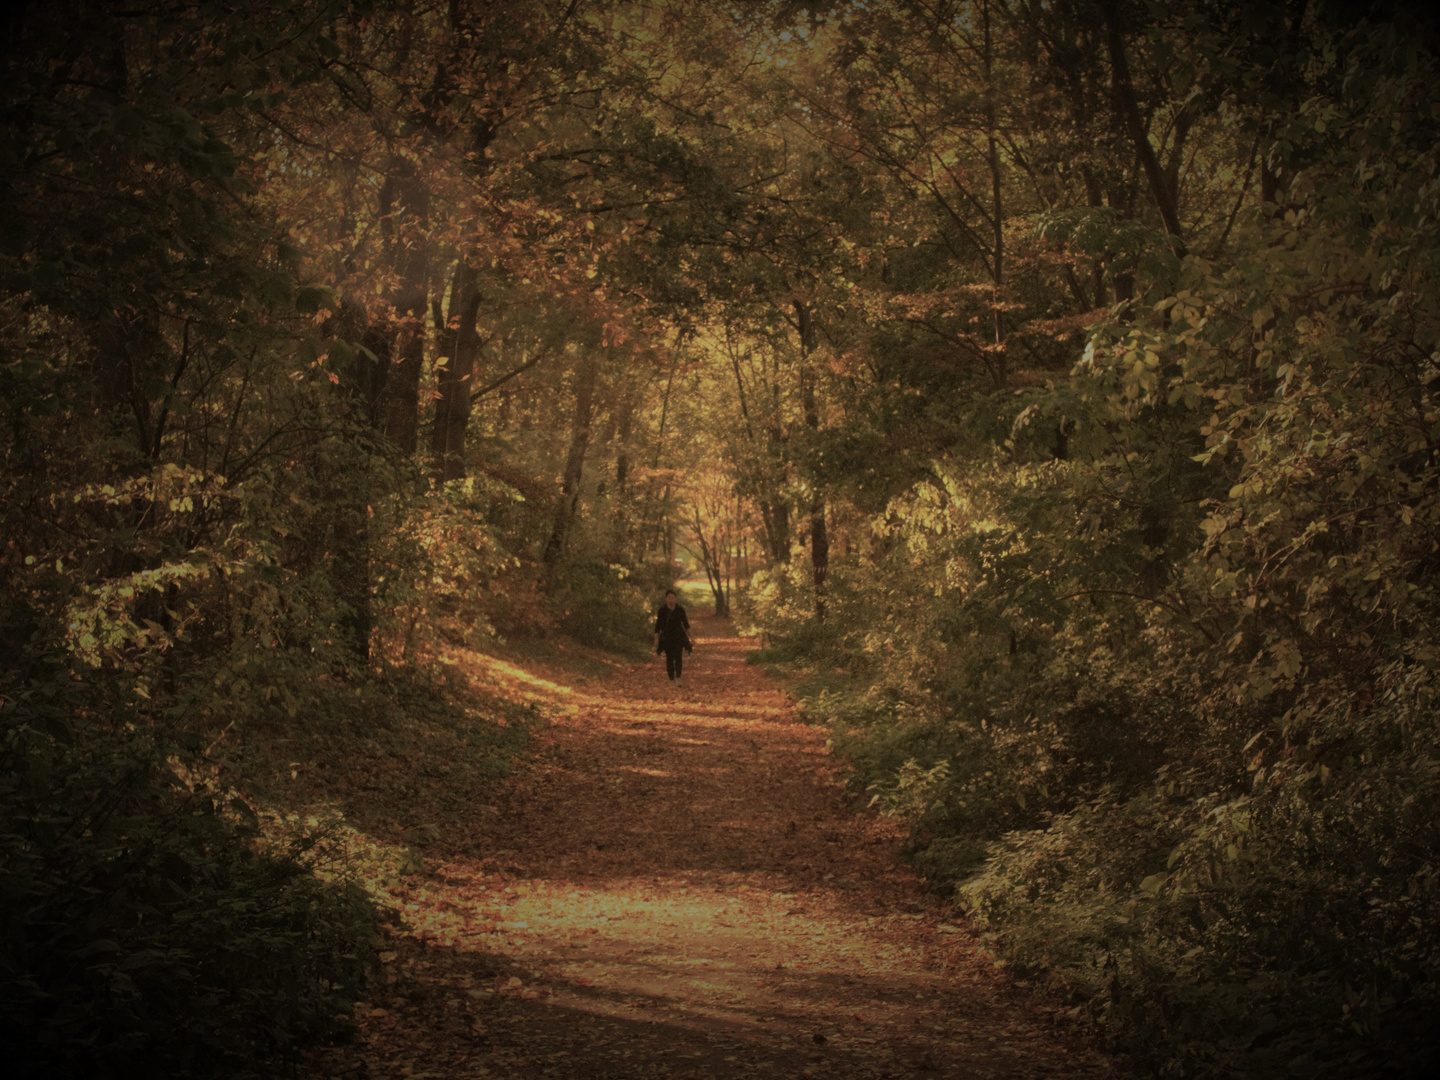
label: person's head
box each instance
[665,589,677,609]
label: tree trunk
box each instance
[807,499,828,622]
[982,0,1007,387]
[542,354,599,567]
[431,260,482,481]
[614,389,635,497]
[760,500,791,564]
[379,165,431,454]
[794,300,827,622]
[322,300,378,667]
[694,508,730,617]
[728,336,790,564]
[1080,166,1109,307]
[643,364,678,563]
[1099,0,1187,256]
[384,295,426,453]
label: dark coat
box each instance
[654,604,690,652]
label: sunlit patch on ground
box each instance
[301,615,1122,1079]
[459,651,582,705]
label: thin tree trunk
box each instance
[379,165,431,453]
[614,388,635,496]
[1081,165,1108,307]
[431,260,482,481]
[653,364,676,468]
[1099,0,1187,255]
[759,501,791,564]
[694,507,730,617]
[729,337,791,564]
[983,0,1007,387]
[385,296,426,453]
[543,354,599,566]
[644,364,678,562]
[317,301,379,666]
[794,300,827,622]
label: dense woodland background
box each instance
[4,0,1440,1075]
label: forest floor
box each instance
[298,614,1124,1080]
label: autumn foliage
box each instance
[3,0,1440,1077]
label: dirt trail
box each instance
[304,615,1118,1079]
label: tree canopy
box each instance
[4,1,1440,1075]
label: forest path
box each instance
[304,614,1117,1079]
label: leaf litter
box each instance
[299,615,1126,1079]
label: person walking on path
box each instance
[653,589,692,688]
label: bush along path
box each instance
[302,615,1122,1079]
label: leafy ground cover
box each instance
[297,615,1119,1079]
[239,666,543,868]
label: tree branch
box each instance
[469,344,554,403]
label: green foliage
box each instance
[547,556,654,656]
[371,474,524,660]
[1,651,373,1079]
[752,14,1440,1078]
[0,7,482,1075]
[741,562,840,659]
[7,0,1440,1075]
[960,666,1440,1077]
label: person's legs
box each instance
[666,647,684,684]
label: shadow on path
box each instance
[302,615,1120,1079]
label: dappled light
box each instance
[6,1,1440,1076]
[301,617,1108,1078]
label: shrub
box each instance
[547,556,653,656]
[1,650,374,1079]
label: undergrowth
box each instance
[1,650,374,1079]
[2,625,547,1078]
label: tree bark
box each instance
[1081,165,1108,307]
[794,300,827,622]
[1099,0,1187,256]
[542,354,599,567]
[983,0,1007,387]
[614,388,635,497]
[321,300,379,666]
[379,164,431,453]
[694,507,731,617]
[385,309,425,453]
[431,260,482,481]
[760,501,791,564]
[727,335,790,563]
[332,489,372,666]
